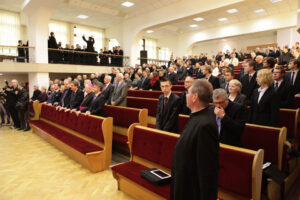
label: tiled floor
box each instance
[0,126,133,200]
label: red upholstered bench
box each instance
[29,103,113,172]
[103,105,148,145]
[171,85,185,92]
[279,109,299,145]
[111,125,264,200]
[126,97,158,128]
[127,90,182,99]
[177,81,184,85]
[293,97,300,109]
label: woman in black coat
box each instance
[248,69,280,127]
[228,79,247,106]
[149,72,161,91]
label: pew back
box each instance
[127,90,181,99]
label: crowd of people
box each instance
[48,32,124,66]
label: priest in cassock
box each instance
[171,79,219,200]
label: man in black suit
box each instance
[211,89,246,147]
[220,70,234,93]
[279,46,293,65]
[180,76,194,115]
[80,82,106,116]
[241,60,258,104]
[5,79,20,129]
[138,71,151,90]
[48,32,58,63]
[57,79,72,108]
[17,40,26,62]
[273,66,294,108]
[201,65,220,89]
[156,78,180,133]
[167,66,178,85]
[102,75,114,104]
[171,79,218,200]
[66,81,84,110]
[255,55,264,71]
[30,85,41,101]
[285,59,300,96]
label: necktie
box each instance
[103,84,107,92]
[163,97,168,110]
[274,82,279,92]
[92,94,97,102]
[216,116,221,137]
[291,72,295,85]
[61,90,67,106]
[225,83,229,93]
[249,74,252,83]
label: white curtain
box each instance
[49,20,69,47]
[73,25,103,51]
[159,47,171,60]
[0,10,20,55]
[139,38,157,59]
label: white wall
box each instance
[157,35,179,58]
[0,73,28,89]
[192,31,277,56]
[277,27,300,49]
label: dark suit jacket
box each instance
[138,76,151,90]
[248,87,280,127]
[80,92,94,109]
[82,93,106,116]
[177,66,187,80]
[241,72,258,104]
[211,101,246,147]
[232,94,247,106]
[102,83,114,104]
[53,90,61,105]
[208,75,220,89]
[60,88,72,107]
[168,72,178,85]
[156,93,180,133]
[273,79,294,108]
[31,90,41,101]
[285,71,300,95]
[180,90,191,115]
[68,89,84,110]
[196,69,205,79]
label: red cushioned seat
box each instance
[279,109,297,140]
[147,124,156,128]
[30,120,102,154]
[171,85,185,92]
[127,97,158,117]
[111,161,170,199]
[178,115,189,134]
[219,147,254,198]
[113,133,128,145]
[104,106,140,128]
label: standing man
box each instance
[102,75,114,104]
[5,79,20,129]
[180,76,194,115]
[156,78,180,133]
[111,73,128,106]
[171,79,219,200]
[16,82,30,131]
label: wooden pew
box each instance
[29,100,40,120]
[171,85,185,92]
[293,97,300,109]
[111,125,264,200]
[177,81,184,85]
[103,105,148,145]
[127,90,182,99]
[29,103,113,173]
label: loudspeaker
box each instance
[140,50,147,65]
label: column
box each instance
[28,72,49,98]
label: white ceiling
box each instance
[142,0,297,39]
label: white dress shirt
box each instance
[258,87,268,103]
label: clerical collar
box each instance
[191,106,207,116]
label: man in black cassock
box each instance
[171,79,219,200]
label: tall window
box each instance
[0,10,20,55]
[108,39,119,51]
[49,20,69,47]
[159,47,171,60]
[139,38,157,59]
[73,25,103,51]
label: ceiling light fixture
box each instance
[254,9,265,13]
[189,24,198,28]
[270,0,282,3]
[122,1,134,7]
[218,18,228,22]
[193,17,204,21]
[77,15,88,19]
[227,8,238,14]
[147,30,154,33]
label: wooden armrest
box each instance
[284,141,292,149]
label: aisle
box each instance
[0,127,133,200]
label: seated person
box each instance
[149,72,160,91]
[37,86,48,103]
[180,76,194,115]
[228,79,247,106]
[66,81,84,110]
[167,66,178,85]
[78,83,94,111]
[80,82,106,116]
[30,85,41,101]
[211,88,246,147]
[138,71,151,90]
[156,77,180,133]
[248,69,280,127]
[130,73,141,90]
[272,66,294,108]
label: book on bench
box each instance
[141,168,171,186]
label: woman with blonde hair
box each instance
[228,79,247,105]
[248,69,280,126]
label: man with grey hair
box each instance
[180,76,194,115]
[30,85,41,101]
[255,55,264,71]
[111,73,128,106]
[211,88,246,147]
[102,75,114,104]
[171,79,219,200]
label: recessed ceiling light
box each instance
[254,9,265,13]
[122,1,134,7]
[227,8,238,14]
[0,73,3,76]
[193,17,204,21]
[147,30,154,33]
[218,18,228,22]
[189,24,198,28]
[77,15,88,19]
[270,0,282,3]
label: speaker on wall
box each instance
[140,50,147,65]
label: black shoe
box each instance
[23,127,31,132]
[6,122,10,125]
[17,128,24,131]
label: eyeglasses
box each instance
[213,100,226,105]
